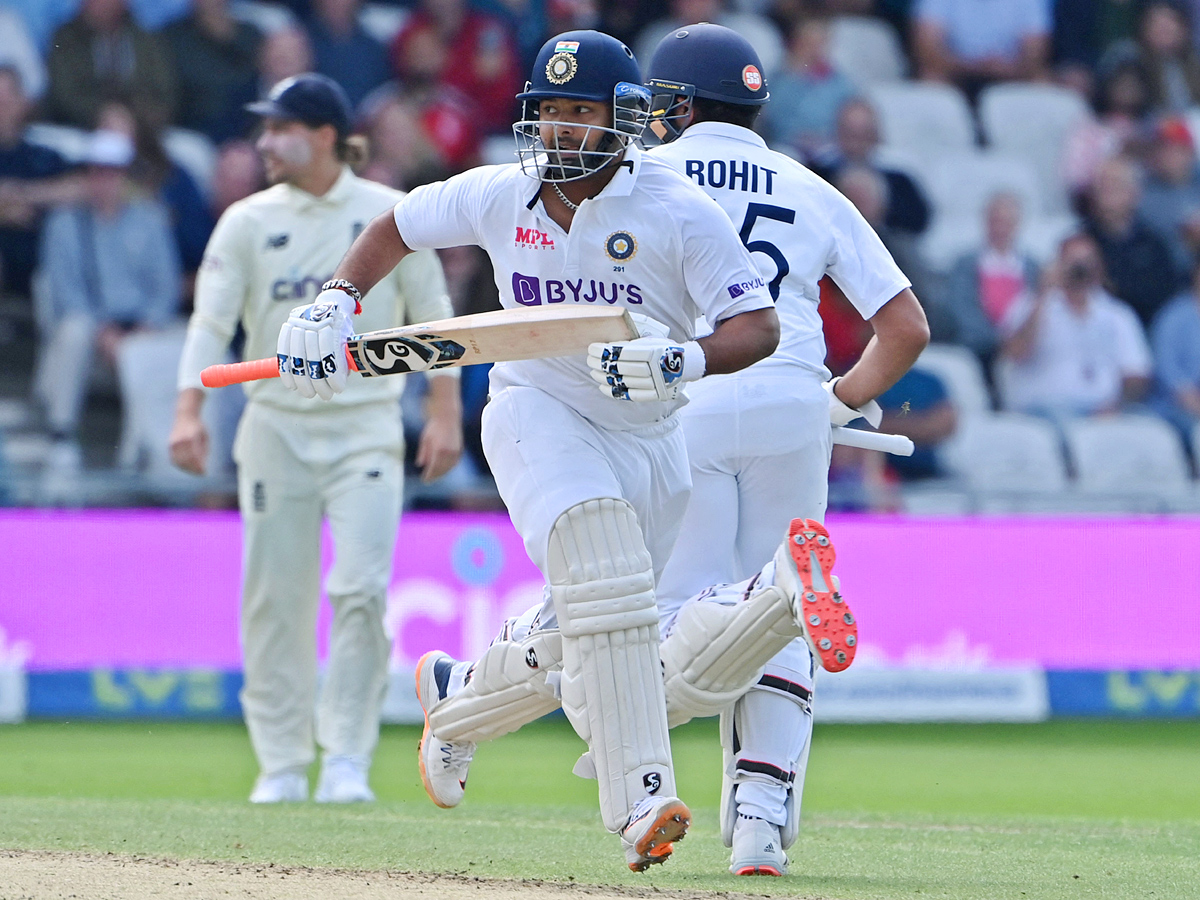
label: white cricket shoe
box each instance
[416,650,475,808]
[249,770,307,803]
[620,795,691,872]
[314,755,375,803]
[730,815,787,876]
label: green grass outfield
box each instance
[1,717,1198,899]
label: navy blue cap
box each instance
[646,23,769,106]
[246,73,352,135]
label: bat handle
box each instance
[200,347,358,388]
[831,425,915,457]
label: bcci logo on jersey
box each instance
[515,226,555,250]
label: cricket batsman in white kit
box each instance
[169,74,462,804]
[645,25,930,875]
[271,31,787,870]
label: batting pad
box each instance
[548,498,675,834]
[661,581,804,727]
[427,630,564,743]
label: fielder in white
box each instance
[270,31,790,871]
[169,74,463,804]
[645,25,931,875]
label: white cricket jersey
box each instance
[178,167,453,412]
[650,122,911,377]
[392,145,773,431]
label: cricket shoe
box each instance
[249,769,307,803]
[730,815,787,876]
[314,754,375,803]
[774,518,857,672]
[621,795,691,872]
[416,650,475,809]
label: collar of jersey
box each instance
[677,121,768,149]
[284,165,356,209]
[524,145,643,209]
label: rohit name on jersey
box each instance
[683,159,777,194]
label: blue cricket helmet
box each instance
[645,23,769,142]
[514,30,652,182]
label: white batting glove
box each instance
[588,337,706,402]
[823,377,882,428]
[277,289,356,400]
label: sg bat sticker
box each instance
[349,332,467,376]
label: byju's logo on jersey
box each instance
[727,276,766,299]
[515,226,555,250]
[605,231,637,261]
[512,272,643,306]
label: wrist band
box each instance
[322,279,362,314]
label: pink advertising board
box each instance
[2,510,1198,671]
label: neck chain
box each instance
[551,181,580,211]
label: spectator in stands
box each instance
[945,191,1039,367]
[164,0,262,143]
[1124,0,1200,114]
[307,0,391,110]
[819,274,874,377]
[32,129,180,472]
[0,7,46,103]
[914,0,1052,103]
[257,26,315,99]
[998,232,1151,419]
[0,66,80,302]
[836,163,949,339]
[878,367,958,480]
[1062,57,1154,201]
[635,0,785,79]
[810,97,931,236]
[1053,0,1139,75]
[1149,254,1200,444]
[96,102,213,306]
[1085,155,1179,327]
[45,0,177,129]
[390,0,521,137]
[358,89,450,190]
[209,140,263,219]
[1139,116,1200,280]
[760,14,857,161]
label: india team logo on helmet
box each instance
[514,30,650,183]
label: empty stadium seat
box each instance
[919,150,1043,221]
[913,343,992,415]
[978,83,1092,215]
[828,16,907,87]
[952,412,1067,492]
[866,82,976,158]
[1063,414,1191,496]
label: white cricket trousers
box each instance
[234,401,403,777]
[481,385,692,594]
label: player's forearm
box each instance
[837,288,929,409]
[174,386,205,419]
[697,307,779,375]
[333,210,413,298]
[425,373,463,423]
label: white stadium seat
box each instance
[918,150,1043,222]
[977,83,1092,215]
[828,16,907,88]
[866,82,975,157]
[1063,414,1191,495]
[913,343,992,416]
[952,412,1067,492]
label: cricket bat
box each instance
[831,426,914,456]
[201,306,638,388]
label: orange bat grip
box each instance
[200,347,357,388]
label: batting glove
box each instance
[823,377,882,428]
[277,288,357,400]
[588,337,706,402]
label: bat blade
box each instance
[200,306,637,387]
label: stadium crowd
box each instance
[1,0,1200,511]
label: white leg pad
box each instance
[720,656,814,850]
[549,498,675,834]
[427,629,563,743]
[661,576,804,728]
